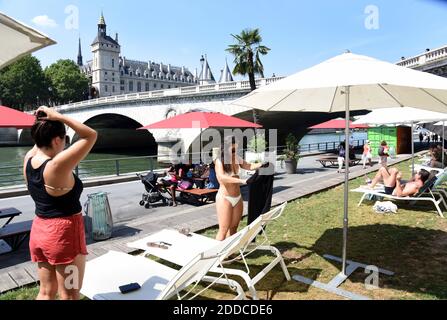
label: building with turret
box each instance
[78,13,234,98]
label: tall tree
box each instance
[226,28,271,91]
[0,55,49,111]
[45,59,89,105]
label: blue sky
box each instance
[1,0,447,79]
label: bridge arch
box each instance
[73,113,157,153]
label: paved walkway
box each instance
[0,153,420,293]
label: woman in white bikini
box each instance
[214,136,263,241]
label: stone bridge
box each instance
[15,77,361,155]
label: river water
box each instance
[299,131,367,146]
[0,131,367,187]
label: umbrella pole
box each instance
[443,122,445,167]
[200,128,203,164]
[412,122,415,176]
[293,91,395,299]
[342,86,350,276]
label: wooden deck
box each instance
[0,154,416,294]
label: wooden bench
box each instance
[0,220,33,254]
[0,207,22,228]
[317,156,361,168]
[179,188,218,205]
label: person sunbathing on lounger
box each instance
[428,144,446,169]
[366,167,430,197]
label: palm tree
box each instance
[226,28,271,91]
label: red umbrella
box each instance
[138,111,262,130]
[308,118,368,130]
[0,106,35,128]
[139,111,262,163]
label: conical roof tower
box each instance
[199,55,215,85]
[219,58,234,83]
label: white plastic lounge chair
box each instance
[417,156,432,164]
[412,164,445,175]
[351,176,445,217]
[127,202,291,300]
[81,231,248,300]
[427,171,447,202]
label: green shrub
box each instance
[285,133,300,161]
[247,133,267,153]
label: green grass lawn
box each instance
[2,159,447,300]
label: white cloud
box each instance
[31,15,58,28]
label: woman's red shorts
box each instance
[29,213,88,265]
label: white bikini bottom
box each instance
[217,191,242,208]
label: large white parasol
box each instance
[232,52,447,299]
[0,11,56,70]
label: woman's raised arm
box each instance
[36,106,97,175]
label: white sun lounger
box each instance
[81,231,248,300]
[417,156,431,164]
[351,177,445,217]
[427,171,447,203]
[127,202,291,300]
[412,164,445,175]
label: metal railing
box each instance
[299,139,366,153]
[0,154,171,188]
[52,77,285,113]
[396,44,447,68]
[0,139,365,188]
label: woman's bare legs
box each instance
[216,193,233,241]
[36,262,58,300]
[55,254,86,300]
[169,185,177,206]
[227,198,243,238]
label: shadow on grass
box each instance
[208,241,320,299]
[310,224,447,299]
[203,264,322,300]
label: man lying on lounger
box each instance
[366,167,431,197]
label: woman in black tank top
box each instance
[24,106,97,300]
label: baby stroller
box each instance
[137,172,173,209]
